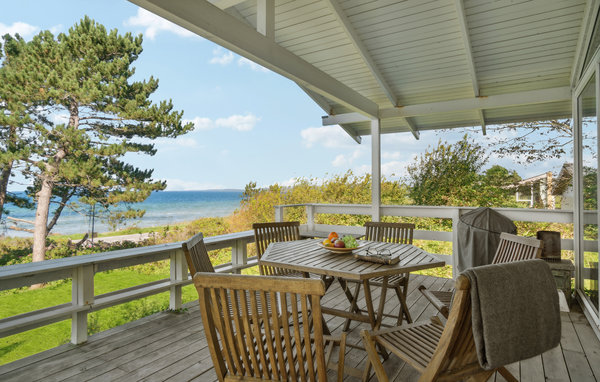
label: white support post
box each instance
[274,205,284,222]
[306,205,315,232]
[231,239,247,274]
[71,264,94,344]
[371,119,381,221]
[169,249,187,310]
[451,208,461,279]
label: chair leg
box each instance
[360,330,388,382]
[337,332,347,382]
[498,366,518,382]
[465,370,495,382]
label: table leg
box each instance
[375,276,388,330]
[363,279,388,359]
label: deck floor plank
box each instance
[1,274,599,381]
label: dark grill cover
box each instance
[456,207,517,273]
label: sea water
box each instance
[1,190,243,237]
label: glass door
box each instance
[578,70,598,314]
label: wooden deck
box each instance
[0,274,599,381]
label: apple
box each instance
[334,239,345,248]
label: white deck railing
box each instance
[0,231,256,344]
[0,204,592,347]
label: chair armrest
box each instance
[418,285,450,318]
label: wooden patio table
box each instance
[259,239,446,333]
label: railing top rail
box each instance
[0,242,182,280]
[0,230,255,280]
[275,203,577,214]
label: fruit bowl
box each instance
[318,242,365,254]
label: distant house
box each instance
[515,172,554,209]
[553,163,574,210]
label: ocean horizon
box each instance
[1,190,244,237]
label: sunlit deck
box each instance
[0,274,598,382]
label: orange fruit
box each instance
[323,239,332,247]
[328,232,339,241]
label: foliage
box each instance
[228,171,411,231]
[406,135,521,207]
[0,17,194,262]
[483,120,575,164]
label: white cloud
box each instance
[187,117,213,130]
[209,48,234,65]
[300,126,358,149]
[381,160,410,177]
[382,151,402,160]
[164,178,225,191]
[0,22,39,39]
[332,149,362,167]
[215,114,260,131]
[124,8,196,40]
[238,57,270,72]
[186,114,260,132]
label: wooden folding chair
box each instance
[419,232,543,319]
[253,221,312,277]
[344,222,415,330]
[362,274,511,382]
[194,272,347,382]
[181,232,215,275]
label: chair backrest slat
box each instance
[195,272,327,382]
[253,221,301,275]
[491,232,543,265]
[181,232,214,276]
[364,221,415,244]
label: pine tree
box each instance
[1,17,193,263]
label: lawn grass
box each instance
[0,267,199,365]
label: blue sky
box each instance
[2,1,570,191]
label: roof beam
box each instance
[570,0,600,86]
[324,0,419,140]
[454,0,486,134]
[209,0,247,9]
[322,87,572,124]
[298,85,362,144]
[379,86,572,119]
[130,0,379,118]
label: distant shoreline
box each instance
[2,190,243,238]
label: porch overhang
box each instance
[130,0,600,140]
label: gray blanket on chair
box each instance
[463,259,561,370]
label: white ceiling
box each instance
[130,0,600,140]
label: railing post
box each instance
[170,249,187,310]
[306,204,315,232]
[71,264,94,344]
[274,205,284,222]
[231,238,248,274]
[451,208,461,279]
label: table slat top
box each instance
[260,239,445,281]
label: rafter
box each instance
[130,0,379,118]
[298,85,362,144]
[322,87,572,125]
[454,0,486,134]
[324,0,419,140]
